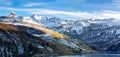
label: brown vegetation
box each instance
[0,23,19,31]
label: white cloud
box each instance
[22,2,48,7]
[56,0,85,4]
[111,0,120,9]
[0,7,120,19]
[99,10,120,19]
[22,0,85,7]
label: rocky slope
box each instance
[0,16,97,57]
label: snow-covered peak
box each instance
[31,14,43,20]
[75,20,90,27]
[22,16,32,22]
[61,21,67,25]
[17,16,39,24]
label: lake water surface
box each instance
[58,54,120,57]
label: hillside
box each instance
[0,17,97,57]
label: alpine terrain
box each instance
[0,13,97,57]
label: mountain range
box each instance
[0,14,120,57]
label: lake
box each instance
[58,54,120,57]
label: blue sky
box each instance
[0,0,120,19]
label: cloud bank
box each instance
[0,7,120,20]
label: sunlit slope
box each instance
[16,21,68,39]
[0,23,19,31]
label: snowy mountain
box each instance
[0,16,97,57]
[18,15,120,53]
[44,17,120,53]
[1,14,120,57]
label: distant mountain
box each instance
[0,16,97,57]
[15,15,120,53]
[40,17,120,53]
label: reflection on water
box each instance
[58,54,120,57]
